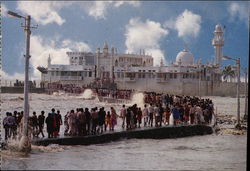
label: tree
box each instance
[222,65,235,82]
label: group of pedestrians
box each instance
[143,92,214,126]
[2,110,45,141]
[2,111,22,141]
[95,88,133,99]
[64,106,120,136]
[45,109,63,138]
[3,92,214,141]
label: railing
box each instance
[0,80,42,88]
[124,77,136,82]
[156,78,168,83]
[59,76,83,81]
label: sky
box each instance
[1,1,249,80]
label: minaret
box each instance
[103,41,109,57]
[47,54,51,67]
[160,58,164,67]
[111,47,115,79]
[212,24,224,67]
[96,48,100,78]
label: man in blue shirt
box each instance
[172,104,180,126]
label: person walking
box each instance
[45,113,54,138]
[85,108,91,135]
[91,108,98,134]
[98,107,106,134]
[159,104,164,127]
[184,104,190,125]
[12,111,18,139]
[164,106,171,125]
[68,109,77,136]
[148,104,154,127]
[189,104,196,124]
[64,112,70,135]
[142,104,149,127]
[137,107,142,128]
[31,112,39,137]
[55,110,63,137]
[154,104,160,127]
[3,112,11,141]
[172,104,180,126]
[125,108,131,130]
[110,107,118,131]
[78,108,86,136]
[120,105,126,129]
[37,111,45,138]
[105,111,112,131]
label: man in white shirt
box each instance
[142,104,149,127]
[120,105,127,128]
[148,104,154,127]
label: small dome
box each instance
[215,24,222,32]
[176,49,194,65]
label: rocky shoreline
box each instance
[214,114,248,135]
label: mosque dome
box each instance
[176,49,194,65]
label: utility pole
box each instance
[236,58,241,128]
[223,56,241,129]
[244,67,248,120]
[21,15,31,152]
[8,11,37,152]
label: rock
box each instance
[1,141,8,150]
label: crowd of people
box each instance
[47,83,133,100]
[63,106,120,136]
[95,88,133,99]
[3,111,22,141]
[48,83,83,94]
[3,92,214,141]
[144,92,214,125]
[2,109,62,141]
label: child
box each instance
[105,111,111,131]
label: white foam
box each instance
[129,92,145,108]
[79,89,94,99]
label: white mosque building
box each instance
[37,24,238,96]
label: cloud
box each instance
[29,35,91,78]
[81,1,141,20]
[175,10,202,38]
[15,1,141,23]
[125,18,168,66]
[114,1,141,8]
[87,1,111,20]
[1,3,8,17]
[0,70,25,82]
[16,1,72,25]
[164,9,202,39]
[61,40,91,52]
[228,2,249,25]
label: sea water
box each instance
[1,93,247,170]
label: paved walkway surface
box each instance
[32,125,213,146]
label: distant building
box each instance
[38,25,242,96]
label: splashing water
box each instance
[52,91,65,96]
[80,89,94,99]
[52,92,59,96]
[129,92,145,108]
[2,138,71,157]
